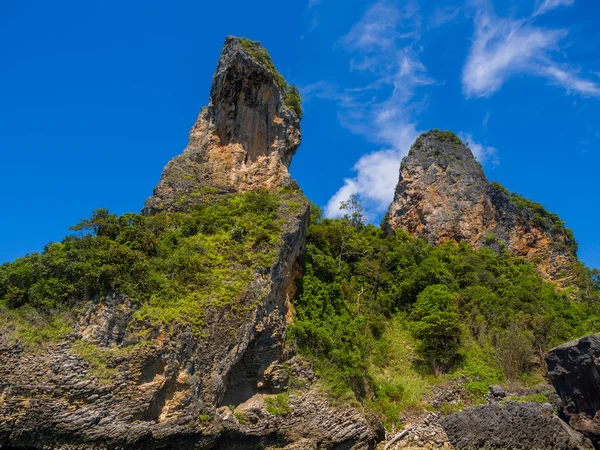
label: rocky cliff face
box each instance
[384,130,578,286]
[143,36,301,215]
[0,37,381,449]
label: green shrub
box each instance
[233,411,246,424]
[410,285,464,375]
[237,37,287,89]
[431,129,463,146]
[265,393,292,416]
[285,85,303,119]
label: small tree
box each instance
[493,322,534,383]
[333,195,366,269]
[339,194,365,228]
[410,284,463,375]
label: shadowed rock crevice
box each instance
[220,323,284,407]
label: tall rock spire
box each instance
[384,130,578,286]
[143,36,301,215]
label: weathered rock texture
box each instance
[546,334,600,446]
[0,37,381,450]
[439,401,594,449]
[385,130,578,286]
[143,36,301,215]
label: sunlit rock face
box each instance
[384,130,578,286]
[143,36,301,215]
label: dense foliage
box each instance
[290,196,600,426]
[0,190,291,331]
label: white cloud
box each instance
[341,2,413,53]
[462,2,599,98]
[321,1,429,219]
[459,133,499,166]
[533,0,575,17]
[541,65,600,97]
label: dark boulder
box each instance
[546,334,600,444]
[439,401,593,449]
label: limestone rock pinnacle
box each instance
[385,130,578,286]
[143,36,301,214]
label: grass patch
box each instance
[501,393,548,404]
[70,340,119,382]
[265,393,292,416]
[0,305,72,348]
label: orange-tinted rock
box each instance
[384,130,578,286]
[143,36,301,215]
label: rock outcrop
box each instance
[0,37,381,449]
[439,402,593,449]
[546,334,600,446]
[143,36,301,215]
[384,130,578,286]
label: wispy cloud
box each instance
[459,132,499,166]
[319,0,432,219]
[462,2,599,98]
[541,65,600,96]
[533,0,575,17]
[428,6,462,29]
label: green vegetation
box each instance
[234,411,246,424]
[238,37,287,88]
[1,172,597,430]
[0,306,73,348]
[70,340,119,381]
[285,84,303,119]
[410,285,464,376]
[289,195,600,428]
[265,393,292,416]
[0,190,296,335]
[237,37,303,119]
[501,393,548,404]
[431,129,463,146]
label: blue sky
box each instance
[1,0,600,268]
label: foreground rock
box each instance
[546,334,600,446]
[384,130,578,286]
[439,402,593,449]
[0,37,381,450]
[143,36,301,215]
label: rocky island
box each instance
[1,36,600,450]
